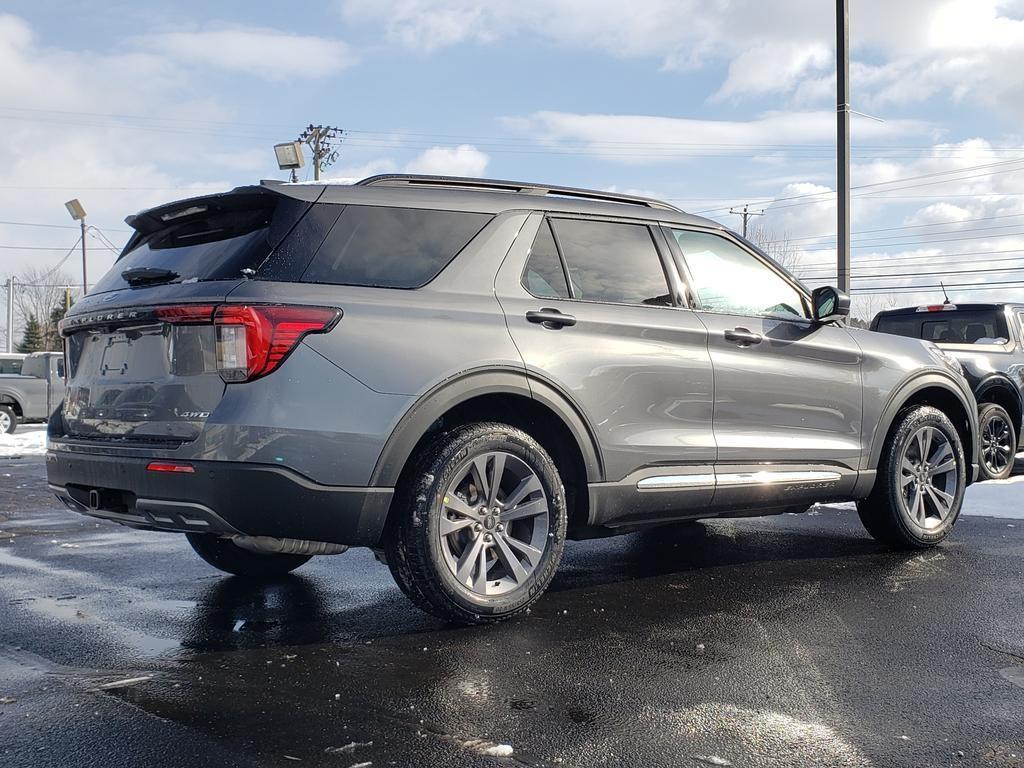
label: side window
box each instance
[522,220,570,298]
[1017,312,1024,342]
[671,229,807,319]
[300,206,493,289]
[551,219,672,307]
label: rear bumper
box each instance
[45,449,393,546]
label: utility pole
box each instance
[729,204,764,238]
[836,0,851,294]
[298,125,343,181]
[5,277,14,354]
[80,217,88,296]
[64,199,88,295]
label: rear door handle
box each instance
[526,308,577,329]
[724,327,763,346]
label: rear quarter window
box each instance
[298,206,493,289]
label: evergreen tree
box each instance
[46,302,70,351]
[18,315,44,354]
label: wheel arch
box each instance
[370,368,603,531]
[869,374,977,479]
[0,390,24,417]
[974,375,1023,439]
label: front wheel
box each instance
[858,405,966,549]
[978,403,1016,481]
[384,423,567,624]
[186,533,311,578]
[0,405,17,434]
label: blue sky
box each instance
[2,0,1024,328]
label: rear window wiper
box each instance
[122,266,179,287]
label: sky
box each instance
[1,0,1024,333]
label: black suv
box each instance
[873,302,1023,480]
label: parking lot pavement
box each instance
[1,456,1023,768]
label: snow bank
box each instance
[0,425,47,458]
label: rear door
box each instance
[665,227,863,508]
[495,213,715,525]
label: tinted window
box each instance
[551,219,671,306]
[91,208,273,295]
[0,358,22,375]
[671,230,806,319]
[301,206,492,288]
[875,310,1010,343]
[522,221,569,298]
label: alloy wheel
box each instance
[981,414,1013,476]
[0,410,10,433]
[899,426,959,530]
[438,451,549,596]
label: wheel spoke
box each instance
[504,475,542,509]
[492,533,528,583]
[930,459,956,476]
[455,534,485,586]
[909,486,924,524]
[487,453,506,507]
[473,541,490,593]
[439,516,476,536]
[444,493,478,520]
[504,535,544,567]
[502,497,548,522]
[926,484,954,516]
[928,440,952,467]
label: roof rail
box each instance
[356,174,682,212]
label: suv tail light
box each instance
[155,304,341,382]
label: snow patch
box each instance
[0,425,47,458]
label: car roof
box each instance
[126,174,726,233]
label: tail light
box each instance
[156,304,341,382]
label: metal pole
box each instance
[313,128,321,181]
[80,218,88,296]
[836,0,851,293]
[5,278,14,354]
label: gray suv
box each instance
[47,175,979,623]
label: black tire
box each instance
[858,405,966,549]
[186,533,311,578]
[977,402,1016,481]
[0,405,17,435]
[384,422,568,625]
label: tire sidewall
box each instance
[884,407,967,545]
[412,428,567,619]
[978,403,1016,481]
[0,406,16,434]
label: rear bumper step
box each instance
[46,450,393,546]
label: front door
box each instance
[665,227,864,509]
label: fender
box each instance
[0,386,25,415]
[975,372,1023,409]
[369,367,603,487]
[866,371,978,472]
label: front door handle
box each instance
[526,308,577,329]
[724,327,763,346]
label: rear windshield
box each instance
[90,207,275,294]
[297,205,493,289]
[875,309,1010,344]
[0,358,22,375]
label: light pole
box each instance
[64,199,88,296]
[836,0,851,294]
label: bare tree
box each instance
[849,291,898,328]
[746,223,802,276]
[14,266,80,351]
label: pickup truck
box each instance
[0,351,65,433]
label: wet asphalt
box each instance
[1,454,1024,768]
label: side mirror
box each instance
[811,286,850,325]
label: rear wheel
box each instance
[978,402,1016,481]
[384,423,567,624]
[0,405,17,434]
[186,533,311,578]
[858,406,966,548]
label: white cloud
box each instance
[507,110,931,165]
[140,24,356,81]
[340,0,1024,115]
[403,144,489,176]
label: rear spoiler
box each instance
[121,182,324,255]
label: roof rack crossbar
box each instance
[355,174,681,212]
